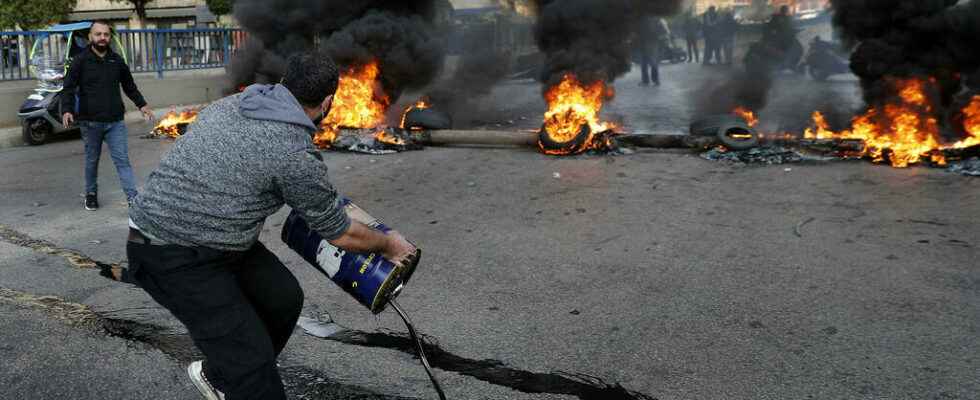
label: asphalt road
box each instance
[1,64,978,400]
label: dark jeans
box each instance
[722,38,735,65]
[703,38,722,64]
[640,44,660,85]
[80,120,138,200]
[127,239,303,400]
[685,37,700,63]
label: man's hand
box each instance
[382,230,417,267]
[140,105,154,121]
[62,112,74,127]
[328,222,417,266]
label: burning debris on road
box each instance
[698,83,980,170]
[700,146,807,165]
[947,158,980,176]
[314,61,391,149]
[803,81,980,168]
[537,73,620,155]
[147,108,199,138]
[328,127,421,155]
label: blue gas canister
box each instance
[281,198,420,314]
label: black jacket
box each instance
[61,46,147,122]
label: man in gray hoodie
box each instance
[127,54,416,400]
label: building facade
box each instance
[689,0,829,15]
[68,0,229,29]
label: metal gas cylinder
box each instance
[281,198,420,314]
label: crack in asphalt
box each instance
[0,224,660,400]
[0,223,118,270]
[323,329,658,400]
[0,287,417,400]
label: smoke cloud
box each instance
[529,0,684,86]
[424,49,513,126]
[228,1,446,102]
[830,0,980,117]
[691,68,774,116]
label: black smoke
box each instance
[691,68,774,116]
[424,49,513,126]
[529,0,684,86]
[323,11,446,101]
[830,0,980,134]
[228,0,446,102]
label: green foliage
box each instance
[0,0,77,30]
[206,0,234,17]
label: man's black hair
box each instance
[91,20,113,33]
[281,53,340,108]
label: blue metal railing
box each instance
[0,28,245,81]
[0,31,35,81]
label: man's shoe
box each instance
[188,361,225,400]
[84,193,98,211]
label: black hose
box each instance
[390,300,447,400]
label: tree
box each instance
[109,0,152,27]
[0,0,77,30]
[205,0,234,17]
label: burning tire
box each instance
[538,123,592,154]
[717,125,759,150]
[402,107,451,130]
[689,114,759,150]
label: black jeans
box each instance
[686,37,700,63]
[639,43,660,85]
[127,240,303,400]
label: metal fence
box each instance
[0,28,245,81]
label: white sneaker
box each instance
[187,361,225,400]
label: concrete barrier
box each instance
[0,69,229,129]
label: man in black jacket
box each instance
[62,20,152,210]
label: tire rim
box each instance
[29,120,51,142]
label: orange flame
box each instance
[400,98,430,130]
[153,108,198,138]
[804,78,979,168]
[314,61,390,149]
[375,129,407,146]
[733,106,759,128]
[898,78,929,107]
[539,73,615,155]
[954,95,980,148]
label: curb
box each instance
[0,103,208,150]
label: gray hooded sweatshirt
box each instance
[129,84,350,251]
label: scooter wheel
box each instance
[22,119,51,146]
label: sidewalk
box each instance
[0,103,206,150]
[0,68,227,129]
[0,69,226,149]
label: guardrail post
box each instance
[154,31,162,78]
[223,30,230,66]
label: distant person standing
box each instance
[61,20,153,210]
[1,37,9,68]
[765,5,796,50]
[636,16,668,86]
[720,10,738,65]
[763,5,800,71]
[702,6,721,65]
[2,36,17,68]
[682,13,701,64]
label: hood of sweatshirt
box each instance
[238,83,318,132]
